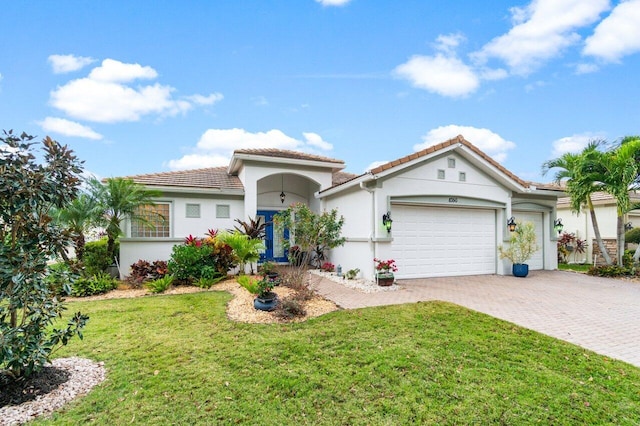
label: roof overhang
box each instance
[228,152,345,175]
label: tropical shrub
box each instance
[71,272,118,297]
[146,275,174,294]
[45,262,75,297]
[217,231,264,274]
[128,259,168,287]
[84,238,120,276]
[0,131,88,379]
[237,275,273,297]
[320,262,335,272]
[168,233,237,284]
[345,268,360,280]
[274,297,306,320]
[587,265,629,277]
[498,221,539,265]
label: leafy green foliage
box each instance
[233,215,267,239]
[71,272,118,297]
[274,203,346,268]
[345,268,360,280]
[236,275,273,296]
[557,232,588,264]
[146,275,174,294]
[0,130,88,379]
[127,259,168,287]
[625,227,640,244]
[216,231,264,274]
[499,221,539,264]
[51,193,103,263]
[83,238,120,276]
[587,265,629,277]
[167,234,237,284]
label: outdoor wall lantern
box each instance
[507,216,517,232]
[553,218,564,234]
[625,222,634,231]
[382,212,393,233]
[280,175,286,204]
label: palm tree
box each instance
[597,137,640,265]
[89,177,161,263]
[217,231,265,274]
[52,193,103,262]
[542,141,613,265]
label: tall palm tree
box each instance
[597,137,640,265]
[542,141,613,265]
[89,177,162,263]
[52,192,103,262]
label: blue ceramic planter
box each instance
[254,292,278,311]
[512,263,529,278]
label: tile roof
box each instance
[124,167,243,191]
[332,171,358,186]
[368,134,529,188]
[233,148,345,165]
[558,191,640,206]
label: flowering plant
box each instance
[320,262,335,272]
[374,258,398,273]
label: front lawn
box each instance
[558,263,591,273]
[39,289,640,425]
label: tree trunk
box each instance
[617,215,625,266]
[588,197,613,265]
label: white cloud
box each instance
[415,125,516,163]
[38,117,103,140]
[550,132,605,157]
[49,58,221,123]
[583,0,640,63]
[394,54,479,98]
[303,132,333,150]
[473,0,610,75]
[575,63,600,74]
[167,128,334,170]
[185,93,224,105]
[48,54,96,74]
[315,0,351,6]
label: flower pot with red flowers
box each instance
[374,258,398,286]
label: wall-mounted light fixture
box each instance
[553,218,564,234]
[280,175,286,204]
[625,222,634,231]
[382,211,393,233]
[507,216,517,232]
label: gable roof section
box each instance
[557,191,640,208]
[124,167,244,192]
[228,148,345,175]
[319,135,536,196]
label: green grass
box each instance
[37,289,640,425]
[559,263,591,273]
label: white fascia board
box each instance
[228,153,345,175]
[316,173,373,198]
[144,185,245,197]
[455,145,527,193]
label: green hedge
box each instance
[83,238,120,276]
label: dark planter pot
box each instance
[254,292,278,311]
[106,264,120,279]
[376,272,395,287]
[512,263,529,278]
[266,272,280,285]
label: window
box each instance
[437,169,445,179]
[448,158,456,168]
[185,203,201,218]
[131,203,170,238]
[459,172,466,182]
[216,204,230,218]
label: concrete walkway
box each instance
[313,270,640,368]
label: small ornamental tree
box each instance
[274,203,346,269]
[0,131,89,379]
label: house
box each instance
[119,135,564,281]
[556,192,640,264]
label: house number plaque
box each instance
[448,197,458,203]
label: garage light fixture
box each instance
[625,222,633,231]
[507,216,517,232]
[553,218,563,234]
[280,175,286,204]
[382,212,393,233]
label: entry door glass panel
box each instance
[257,210,288,263]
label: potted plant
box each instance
[374,258,397,286]
[260,260,279,283]
[498,221,539,277]
[237,275,278,311]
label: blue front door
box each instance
[257,210,289,263]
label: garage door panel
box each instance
[392,205,496,278]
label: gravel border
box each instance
[309,269,400,293]
[0,358,106,426]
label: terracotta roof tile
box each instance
[233,148,344,165]
[332,171,358,186]
[368,134,528,188]
[124,167,243,191]
[558,191,640,206]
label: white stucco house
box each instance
[556,192,640,264]
[118,135,563,281]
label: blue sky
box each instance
[2,0,639,182]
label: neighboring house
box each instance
[119,135,564,281]
[556,192,640,264]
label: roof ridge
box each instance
[121,166,228,180]
[233,148,344,164]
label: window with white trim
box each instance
[185,203,201,218]
[459,172,466,182]
[448,158,456,168]
[216,204,230,219]
[437,169,445,179]
[131,203,170,238]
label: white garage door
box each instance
[512,211,544,270]
[391,205,497,279]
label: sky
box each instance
[2,0,640,183]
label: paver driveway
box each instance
[314,270,640,368]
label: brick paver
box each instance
[314,270,640,367]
